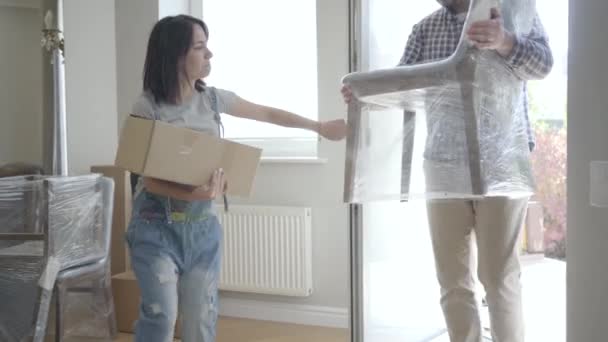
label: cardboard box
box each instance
[112,271,181,337]
[91,165,132,275]
[115,116,262,197]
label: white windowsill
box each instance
[260,157,328,165]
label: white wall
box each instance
[158,0,188,18]
[115,0,157,131]
[0,5,43,166]
[63,0,118,174]
[567,0,608,340]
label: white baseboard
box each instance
[219,297,349,329]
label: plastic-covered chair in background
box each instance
[0,175,117,341]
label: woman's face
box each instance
[182,24,213,82]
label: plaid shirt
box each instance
[398,7,553,151]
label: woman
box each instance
[127,15,346,342]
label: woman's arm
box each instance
[226,97,347,141]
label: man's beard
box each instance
[436,0,469,9]
[436,0,454,7]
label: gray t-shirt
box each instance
[131,86,239,137]
[130,86,239,200]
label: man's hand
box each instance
[467,7,515,57]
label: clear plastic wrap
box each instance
[47,175,106,269]
[46,269,116,341]
[0,174,111,341]
[0,176,50,342]
[343,0,537,202]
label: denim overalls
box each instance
[126,88,224,342]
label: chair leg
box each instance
[52,268,116,340]
[102,279,118,338]
[54,287,66,342]
[32,288,54,342]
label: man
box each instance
[402,1,552,341]
[343,1,553,341]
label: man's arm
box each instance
[398,24,423,66]
[502,15,554,80]
[468,10,554,80]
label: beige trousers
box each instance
[427,196,528,342]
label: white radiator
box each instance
[217,205,313,297]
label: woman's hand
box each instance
[341,85,354,104]
[319,119,348,141]
[192,169,227,200]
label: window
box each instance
[527,0,569,260]
[195,0,319,158]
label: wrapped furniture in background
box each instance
[0,174,116,341]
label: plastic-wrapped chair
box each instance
[342,0,537,202]
[53,175,117,341]
[0,175,54,342]
[0,175,116,341]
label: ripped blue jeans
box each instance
[126,191,222,342]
